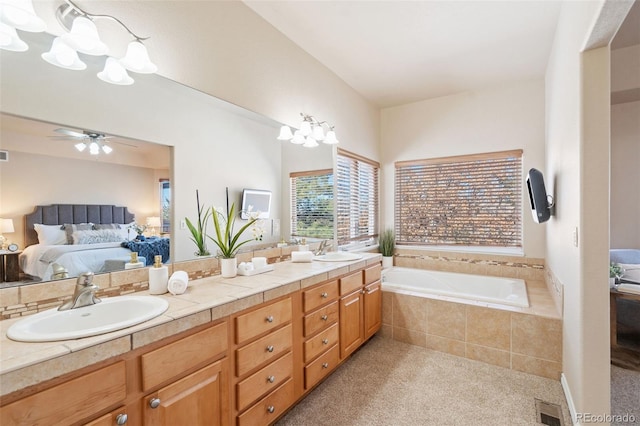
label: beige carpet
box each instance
[278,336,571,426]
[611,366,640,426]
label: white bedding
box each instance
[20,243,132,281]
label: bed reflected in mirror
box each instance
[0,113,171,287]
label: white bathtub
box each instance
[382,267,529,308]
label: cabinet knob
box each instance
[266,345,275,352]
[266,315,274,323]
[149,398,161,409]
[267,375,276,383]
[322,338,329,345]
[322,362,329,369]
[267,405,275,414]
[321,292,328,298]
[321,315,328,321]
[116,414,128,425]
[361,289,366,294]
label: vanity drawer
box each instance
[141,321,228,391]
[235,297,292,345]
[364,264,382,285]
[236,352,293,412]
[303,280,338,312]
[0,362,126,425]
[236,324,292,377]
[304,344,339,390]
[237,379,295,426]
[340,271,363,295]
[304,301,338,337]
[304,323,339,363]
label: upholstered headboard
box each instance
[25,204,135,247]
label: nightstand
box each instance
[0,250,22,282]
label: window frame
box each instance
[336,148,380,249]
[394,149,523,251]
[290,168,334,240]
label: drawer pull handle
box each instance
[116,414,128,425]
[266,315,274,323]
[266,345,275,352]
[322,338,329,345]
[149,398,161,409]
[321,292,328,298]
[322,362,329,369]
[267,405,275,414]
[321,315,328,321]
[267,375,276,383]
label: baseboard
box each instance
[561,373,579,425]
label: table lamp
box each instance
[147,216,161,236]
[0,218,15,250]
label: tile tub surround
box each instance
[0,253,381,398]
[394,248,545,281]
[0,241,321,320]
[381,280,562,380]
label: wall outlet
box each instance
[272,219,280,237]
[572,227,578,247]
[180,219,187,230]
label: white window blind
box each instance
[336,149,380,246]
[290,169,334,239]
[395,150,523,248]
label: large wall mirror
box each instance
[0,31,333,287]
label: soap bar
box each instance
[292,251,313,263]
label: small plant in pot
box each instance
[185,190,212,257]
[208,202,260,278]
[610,262,624,287]
[379,229,395,268]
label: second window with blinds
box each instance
[395,150,523,250]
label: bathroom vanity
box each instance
[0,254,382,425]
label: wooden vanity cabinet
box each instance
[301,280,339,389]
[339,264,382,359]
[232,296,296,423]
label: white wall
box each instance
[545,0,611,421]
[380,80,546,258]
[611,101,640,248]
[0,151,163,249]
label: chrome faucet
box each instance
[58,272,101,311]
[315,239,333,256]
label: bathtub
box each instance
[382,267,529,308]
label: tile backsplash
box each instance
[0,242,318,321]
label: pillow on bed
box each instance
[94,223,120,230]
[620,263,640,283]
[72,229,123,245]
[34,223,67,245]
[115,222,137,241]
[63,223,93,244]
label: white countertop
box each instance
[0,254,381,397]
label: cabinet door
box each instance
[143,359,228,426]
[364,281,382,339]
[339,289,364,359]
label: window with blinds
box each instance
[290,169,334,239]
[336,149,380,247]
[395,150,523,248]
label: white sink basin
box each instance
[313,252,364,262]
[7,295,169,342]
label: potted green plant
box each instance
[610,262,624,288]
[208,202,260,278]
[185,190,212,256]
[379,229,395,268]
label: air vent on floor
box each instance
[535,398,564,426]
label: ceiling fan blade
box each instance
[112,140,138,148]
[54,128,85,138]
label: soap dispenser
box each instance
[148,255,168,295]
[125,252,144,270]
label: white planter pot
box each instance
[220,257,237,278]
[382,256,393,269]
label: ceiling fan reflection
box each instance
[50,128,138,155]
